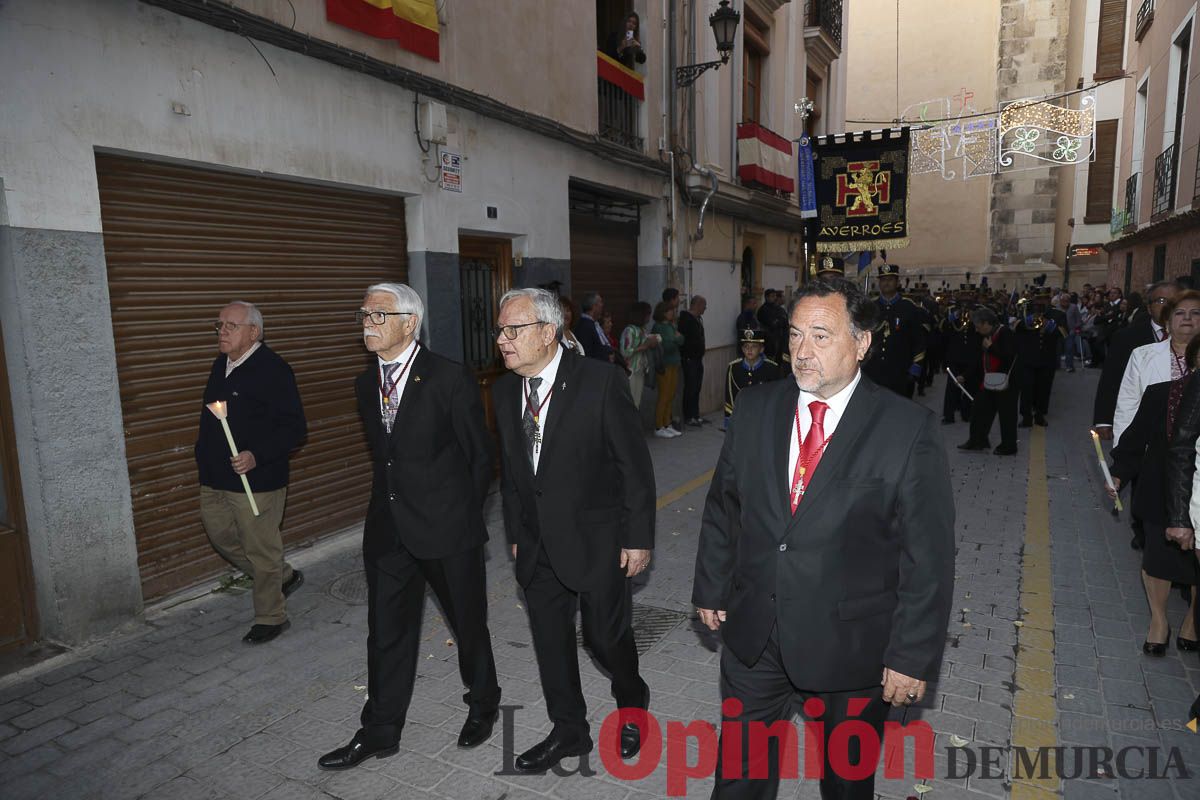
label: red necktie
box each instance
[790,401,829,514]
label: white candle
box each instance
[1090,430,1123,513]
[206,401,260,517]
[945,367,974,402]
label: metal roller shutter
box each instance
[96,154,407,600]
[568,216,639,333]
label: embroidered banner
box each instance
[797,133,817,218]
[326,0,440,62]
[813,128,911,253]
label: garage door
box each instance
[568,214,639,333]
[97,154,407,600]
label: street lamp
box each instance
[675,0,741,87]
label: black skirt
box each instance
[1142,521,1200,585]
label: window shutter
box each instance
[1095,0,1127,79]
[1085,120,1120,224]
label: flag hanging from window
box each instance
[326,0,440,62]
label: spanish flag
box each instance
[326,0,439,62]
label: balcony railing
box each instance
[1136,0,1155,41]
[597,52,643,152]
[1124,173,1139,230]
[805,0,843,51]
[1151,144,1177,218]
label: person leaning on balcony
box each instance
[606,12,646,69]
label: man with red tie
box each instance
[692,278,956,800]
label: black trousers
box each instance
[1018,364,1056,418]
[968,384,1018,449]
[712,627,891,800]
[683,357,705,421]
[524,543,647,739]
[360,543,500,746]
[942,364,973,422]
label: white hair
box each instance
[365,282,425,324]
[499,287,565,335]
[227,300,264,341]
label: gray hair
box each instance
[366,283,425,324]
[227,301,264,342]
[580,292,601,314]
[499,287,565,335]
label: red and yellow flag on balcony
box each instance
[326,0,439,62]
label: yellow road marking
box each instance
[657,470,716,510]
[1011,427,1058,795]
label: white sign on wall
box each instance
[440,150,462,192]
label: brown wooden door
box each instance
[96,154,407,600]
[0,326,38,651]
[458,236,512,439]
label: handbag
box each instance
[984,356,1016,392]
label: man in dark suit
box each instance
[319,283,501,771]
[679,294,709,427]
[493,287,656,772]
[693,279,956,800]
[1093,281,1178,550]
[573,291,615,362]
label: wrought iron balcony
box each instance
[596,52,644,152]
[1124,173,1139,230]
[805,0,842,51]
[1152,144,1177,218]
[1136,0,1155,41]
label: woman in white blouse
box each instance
[1113,292,1200,444]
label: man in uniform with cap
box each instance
[910,283,940,396]
[1014,288,1067,427]
[940,285,980,425]
[813,255,846,281]
[723,328,782,429]
[863,264,927,398]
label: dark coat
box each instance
[1093,316,1157,426]
[1167,372,1200,528]
[1110,381,1173,525]
[693,375,956,690]
[196,344,306,493]
[495,350,656,591]
[354,346,494,561]
[573,315,614,362]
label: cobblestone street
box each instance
[2,371,1199,799]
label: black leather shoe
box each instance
[620,723,643,759]
[282,569,304,597]
[1178,636,1199,652]
[1143,627,1170,657]
[318,732,399,771]
[242,621,289,644]
[515,731,593,772]
[1034,415,1048,427]
[1019,417,1033,428]
[957,441,989,451]
[1130,534,1145,551]
[994,445,1018,456]
[457,711,498,748]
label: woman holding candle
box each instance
[1109,333,1200,655]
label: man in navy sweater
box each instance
[196,301,307,644]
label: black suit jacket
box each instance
[573,316,614,362]
[1093,316,1156,426]
[1167,372,1200,528]
[355,346,494,561]
[495,350,655,591]
[1111,381,1174,525]
[693,375,956,691]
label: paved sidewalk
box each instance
[1,372,1197,799]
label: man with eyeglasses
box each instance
[319,282,500,772]
[196,301,307,645]
[492,287,656,772]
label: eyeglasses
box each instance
[493,321,547,340]
[213,321,251,333]
[356,310,414,325]
[1150,297,1170,305]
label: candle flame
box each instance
[206,401,228,420]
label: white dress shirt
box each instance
[788,369,863,484]
[1113,340,1177,444]
[521,344,564,473]
[1151,319,1165,342]
[377,340,420,415]
[1191,435,1200,548]
[224,341,261,377]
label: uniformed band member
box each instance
[723,328,783,427]
[863,264,928,398]
[941,285,980,424]
[1014,288,1067,427]
[813,254,845,281]
[909,283,940,397]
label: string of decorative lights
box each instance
[847,75,1128,126]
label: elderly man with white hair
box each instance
[196,301,307,645]
[319,282,501,772]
